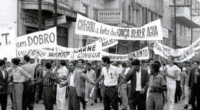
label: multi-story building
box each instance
[163,0,200,48]
[95,0,164,56]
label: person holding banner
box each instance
[163,56,179,110]
[94,56,125,110]
[125,59,149,110]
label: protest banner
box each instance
[128,47,150,60]
[153,41,195,62]
[102,51,128,61]
[0,27,17,60]
[73,42,102,53]
[96,38,118,50]
[0,27,16,48]
[75,14,163,40]
[73,51,102,60]
[16,47,73,60]
[16,27,57,49]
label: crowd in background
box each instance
[0,55,200,110]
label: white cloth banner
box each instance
[17,43,102,60]
[153,41,195,62]
[75,14,163,40]
[0,27,17,59]
[95,38,118,50]
[102,51,128,61]
[16,27,57,49]
[128,47,150,60]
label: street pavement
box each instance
[5,97,186,110]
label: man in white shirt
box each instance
[163,56,179,110]
[95,56,125,110]
[147,58,154,75]
[56,60,69,110]
[85,63,96,105]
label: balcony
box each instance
[176,7,200,28]
[21,0,77,19]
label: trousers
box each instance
[43,86,54,110]
[23,82,34,110]
[13,83,23,110]
[0,94,7,110]
[68,87,80,110]
[103,86,118,110]
[56,85,66,110]
[166,83,176,110]
[119,83,128,110]
[146,92,164,110]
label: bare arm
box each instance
[81,73,94,84]
[95,74,104,85]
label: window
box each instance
[129,5,132,21]
[93,8,98,20]
[83,5,89,16]
[82,39,87,46]
[122,1,126,20]
[57,27,68,47]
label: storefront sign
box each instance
[98,10,122,24]
[23,11,38,28]
[45,15,67,27]
[75,14,163,40]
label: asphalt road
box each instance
[5,97,186,110]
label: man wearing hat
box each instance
[56,60,69,110]
[125,59,149,110]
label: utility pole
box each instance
[169,0,191,49]
[54,0,57,26]
[173,0,177,49]
[38,0,42,30]
[190,0,193,44]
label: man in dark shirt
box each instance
[35,62,61,110]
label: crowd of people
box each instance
[0,55,200,110]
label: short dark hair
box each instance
[0,60,5,66]
[168,56,174,61]
[132,59,140,66]
[60,60,66,66]
[69,61,75,66]
[12,58,21,66]
[102,56,111,64]
[86,63,92,66]
[78,59,84,63]
[151,63,160,73]
[129,58,133,61]
[148,58,154,63]
[154,61,161,68]
[193,61,199,65]
[3,57,7,61]
[122,62,127,68]
[24,55,31,62]
[45,62,52,69]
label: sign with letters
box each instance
[75,14,163,40]
[16,27,57,49]
[45,15,66,27]
[98,10,122,24]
